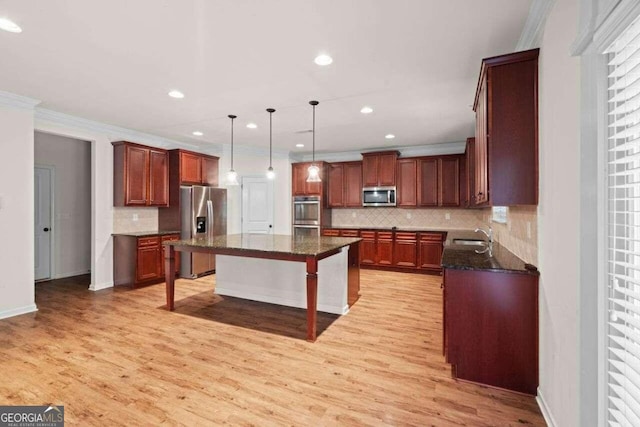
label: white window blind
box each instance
[607,14,640,427]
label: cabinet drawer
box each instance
[360,231,376,239]
[322,229,340,237]
[396,232,417,241]
[420,233,444,242]
[340,230,359,237]
[161,234,180,242]
[137,236,160,247]
[377,231,393,240]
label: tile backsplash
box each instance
[483,206,538,266]
[113,207,158,233]
[331,208,485,230]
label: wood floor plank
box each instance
[0,271,546,426]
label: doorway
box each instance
[34,166,53,281]
[241,176,274,234]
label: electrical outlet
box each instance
[133,213,139,222]
[445,212,451,220]
[526,221,532,239]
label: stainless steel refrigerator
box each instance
[180,186,227,278]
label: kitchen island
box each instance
[163,234,361,342]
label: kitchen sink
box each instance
[452,239,487,247]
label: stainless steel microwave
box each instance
[362,186,397,207]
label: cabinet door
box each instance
[328,164,344,207]
[202,156,219,186]
[377,153,398,186]
[136,237,161,282]
[419,234,444,270]
[475,78,489,204]
[362,156,379,187]
[344,162,363,207]
[397,159,417,207]
[124,145,149,206]
[393,232,418,268]
[180,152,202,184]
[148,149,169,207]
[418,158,439,207]
[322,229,340,237]
[465,138,476,207]
[292,163,307,196]
[377,232,394,266]
[439,156,460,207]
[360,231,377,265]
[305,163,323,195]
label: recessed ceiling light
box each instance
[246,123,257,129]
[385,134,395,139]
[360,106,373,114]
[192,131,203,136]
[314,54,333,66]
[0,18,22,33]
[168,90,185,99]
[296,144,304,148]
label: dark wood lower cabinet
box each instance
[376,232,393,266]
[443,268,539,395]
[393,232,418,268]
[114,233,180,287]
[419,233,445,271]
[359,231,377,265]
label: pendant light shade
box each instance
[227,114,239,186]
[306,100,321,183]
[266,108,276,180]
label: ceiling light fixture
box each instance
[385,134,395,139]
[266,108,276,180]
[307,100,321,183]
[192,131,203,136]
[168,90,185,99]
[314,54,333,66]
[360,106,373,114]
[296,144,304,148]
[227,115,239,186]
[0,18,22,33]
[246,123,257,129]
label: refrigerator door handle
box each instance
[207,200,214,238]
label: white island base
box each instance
[215,247,349,315]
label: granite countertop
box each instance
[442,230,539,276]
[112,230,180,237]
[164,233,362,257]
[326,226,450,233]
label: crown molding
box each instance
[0,90,41,111]
[35,108,206,150]
[516,0,556,51]
[300,141,467,163]
[591,0,640,53]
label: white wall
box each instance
[34,132,91,279]
[537,0,581,425]
[0,103,38,318]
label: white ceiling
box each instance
[0,0,532,155]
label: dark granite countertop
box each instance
[325,226,449,233]
[112,230,180,237]
[164,233,361,257]
[442,234,539,276]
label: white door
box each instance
[242,176,274,234]
[34,167,53,280]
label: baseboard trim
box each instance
[0,304,38,320]
[89,281,114,291]
[54,270,91,280]
[536,387,557,427]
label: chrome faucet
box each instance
[474,226,493,257]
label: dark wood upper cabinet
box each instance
[473,48,539,206]
[397,159,418,207]
[464,138,476,208]
[292,162,328,197]
[201,156,219,186]
[328,163,345,207]
[113,141,168,207]
[361,151,399,187]
[328,161,363,208]
[418,158,439,207]
[439,155,460,207]
[173,150,219,186]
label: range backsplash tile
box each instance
[482,206,538,266]
[331,208,485,230]
[113,207,159,234]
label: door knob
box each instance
[269,225,273,228]
[44,227,50,232]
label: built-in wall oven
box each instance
[292,195,321,237]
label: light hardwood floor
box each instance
[0,270,545,426]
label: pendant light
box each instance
[266,108,276,179]
[226,114,239,186]
[306,100,321,183]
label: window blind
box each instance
[607,14,640,427]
